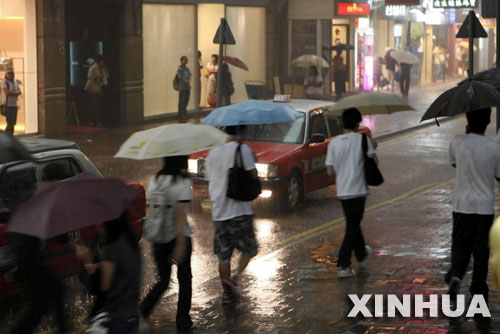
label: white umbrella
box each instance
[292,55,330,68]
[327,92,415,115]
[114,124,228,160]
[390,50,420,65]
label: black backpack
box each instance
[173,74,179,91]
[226,144,261,201]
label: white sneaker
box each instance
[338,267,356,278]
[359,246,372,269]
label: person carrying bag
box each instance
[226,143,262,201]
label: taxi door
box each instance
[301,112,332,191]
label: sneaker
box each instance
[448,276,461,297]
[177,320,199,331]
[222,292,236,304]
[338,267,356,278]
[223,277,241,296]
[359,246,372,269]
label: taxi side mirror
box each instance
[308,133,325,145]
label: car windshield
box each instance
[243,112,306,144]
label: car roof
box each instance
[18,137,79,154]
[268,99,335,113]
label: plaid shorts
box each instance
[213,215,258,263]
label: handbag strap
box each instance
[361,134,368,158]
[233,143,243,168]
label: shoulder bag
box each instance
[226,144,262,201]
[362,134,384,186]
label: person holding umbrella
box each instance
[445,108,500,303]
[304,65,323,99]
[205,125,259,304]
[399,62,412,99]
[75,213,142,333]
[139,155,197,330]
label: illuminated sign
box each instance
[385,0,420,5]
[385,5,407,16]
[338,3,371,16]
[433,0,477,8]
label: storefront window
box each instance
[198,4,225,107]
[226,7,266,103]
[0,0,37,134]
[143,4,196,117]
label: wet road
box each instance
[3,112,500,333]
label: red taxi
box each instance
[0,138,146,297]
[188,99,372,210]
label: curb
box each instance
[373,115,459,142]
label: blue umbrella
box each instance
[201,100,302,126]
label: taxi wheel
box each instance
[284,171,303,210]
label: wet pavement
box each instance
[3,78,500,333]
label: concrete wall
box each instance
[37,0,67,137]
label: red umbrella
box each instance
[7,173,140,239]
[223,56,249,71]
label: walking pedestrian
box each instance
[205,125,259,304]
[8,234,68,334]
[333,52,346,101]
[1,68,21,135]
[433,45,446,82]
[75,212,141,334]
[304,65,323,99]
[445,108,500,303]
[325,108,375,278]
[139,155,196,330]
[384,49,397,92]
[373,57,383,91]
[399,62,412,99]
[206,54,219,107]
[177,56,192,119]
[220,63,234,106]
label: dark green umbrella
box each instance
[0,131,33,164]
[420,77,500,122]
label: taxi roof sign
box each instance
[273,94,291,103]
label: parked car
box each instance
[188,99,372,210]
[0,138,146,297]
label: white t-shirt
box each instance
[1,79,20,107]
[304,75,323,97]
[205,141,256,221]
[325,132,375,199]
[147,174,193,243]
[207,62,218,81]
[449,134,500,215]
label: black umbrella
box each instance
[0,132,33,164]
[421,76,500,122]
[458,67,500,88]
[331,44,354,52]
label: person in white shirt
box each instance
[1,68,21,135]
[446,108,500,302]
[140,156,197,330]
[325,108,376,278]
[205,125,258,304]
[206,54,219,106]
[304,65,323,99]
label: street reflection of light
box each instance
[259,190,272,198]
[247,255,281,287]
[255,219,273,239]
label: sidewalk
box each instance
[60,79,460,144]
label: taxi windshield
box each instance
[243,112,305,144]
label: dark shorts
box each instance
[213,215,258,263]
